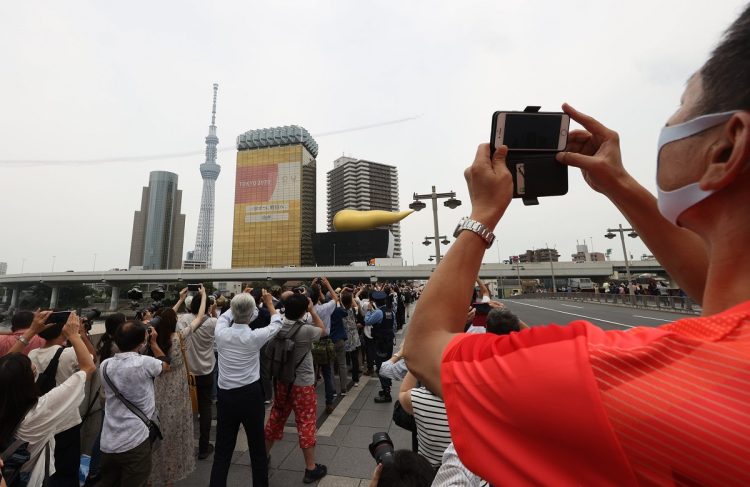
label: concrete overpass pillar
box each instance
[49,286,60,309]
[109,285,120,311]
[10,287,19,309]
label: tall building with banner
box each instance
[231,126,318,267]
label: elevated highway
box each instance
[0,260,666,310]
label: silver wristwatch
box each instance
[453,217,496,248]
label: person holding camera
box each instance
[1,311,96,487]
[174,286,218,460]
[310,277,340,414]
[147,285,209,485]
[27,312,95,487]
[98,319,169,487]
[210,289,282,487]
[264,293,328,484]
[366,290,396,403]
[0,311,46,357]
[405,6,750,485]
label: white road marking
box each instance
[633,315,673,322]
[559,303,584,309]
[506,300,635,328]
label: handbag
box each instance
[178,333,198,413]
[392,400,417,433]
[102,363,163,449]
[312,338,336,365]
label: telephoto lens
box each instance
[368,432,395,465]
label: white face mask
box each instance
[656,110,739,225]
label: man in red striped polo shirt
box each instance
[404,6,750,486]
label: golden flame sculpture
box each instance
[332,209,414,232]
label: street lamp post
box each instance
[333,244,336,267]
[546,243,557,292]
[605,224,638,282]
[410,186,461,264]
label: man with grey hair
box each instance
[210,289,282,487]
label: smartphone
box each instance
[45,311,71,325]
[491,112,570,152]
[187,283,200,292]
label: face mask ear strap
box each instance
[658,110,740,151]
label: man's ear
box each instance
[700,112,750,191]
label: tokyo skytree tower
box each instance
[193,83,221,267]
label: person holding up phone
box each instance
[404,7,750,485]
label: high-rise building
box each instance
[189,83,221,268]
[326,156,402,256]
[129,171,186,270]
[231,126,318,268]
[0,262,7,275]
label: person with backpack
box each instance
[1,311,96,487]
[28,313,95,487]
[366,290,396,403]
[264,293,328,484]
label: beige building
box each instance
[231,126,317,268]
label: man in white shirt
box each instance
[310,278,340,413]
[210,290,282,487]
[29,315,95,487]
[99,319,169,487]
[174,288,218,459]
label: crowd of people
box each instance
[3,5,750,486]
[0,279,424,487]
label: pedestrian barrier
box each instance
[510,292,700,315]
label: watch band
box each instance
[453,217,496,249]
[16,335,30,346]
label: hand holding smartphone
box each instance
[490,110,571,201]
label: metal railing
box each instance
[510,292,700,315]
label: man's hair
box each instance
[189,293,203,315]
[11,310,34,332]
[698,5,750,115]
[486,308,521,335]
[310,284,322,304]
[231,293,257,324]
[283,293,308,320]
[114,320,147,352]
[38,322,64,341]
[378,450,436,487]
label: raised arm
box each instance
[5,310,52,356]
[185,285,208,335]
[173,287,188,313]
[321,277,339,304]
[404,144,512,398]
[556,104,708,302]
[308,298,327,336]
[62,312,97,379]
[476,278,490,301]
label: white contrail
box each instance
[0,115,420,167]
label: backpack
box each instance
[35,347,65,395]
[265,321,306,385]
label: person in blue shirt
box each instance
[329,302,349,397]
[366,291,396,403]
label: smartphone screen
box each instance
[46,311,71,325]
[494,112,570,152]
[187,284,200,292]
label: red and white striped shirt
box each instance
[441,300,750,486]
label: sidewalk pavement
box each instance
[176,331,410,487]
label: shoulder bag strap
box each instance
[43,346,65,375]
[102,362,151,429]
[177,333,192,377]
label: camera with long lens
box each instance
[79,309,101,332]
[368,432,395,465]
